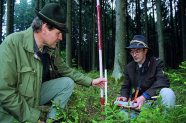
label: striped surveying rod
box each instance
[96,0,104,120]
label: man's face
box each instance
[42,24,62,48]
[130,48,148,64]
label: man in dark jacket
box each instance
[0,3,105,123]
[116,35,175,111]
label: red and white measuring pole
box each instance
[96,0,104,107]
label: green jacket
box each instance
[0,27,92,123]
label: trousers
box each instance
[159,88,176,108]
[40,77,75,119]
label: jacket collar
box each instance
[22,27,35,53]
[47,47,56,58]
[22,27,56,57]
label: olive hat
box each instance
[35,3,68,32]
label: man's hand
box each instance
[116,97,127,102]
[132,96,146,110]
[92,78,105,88]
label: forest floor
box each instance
[40,61,186,122]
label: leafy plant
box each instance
[163,61,186,106]
[44,61,186,122]
[163,61,186,85]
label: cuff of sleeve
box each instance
[88,78,93,86]
[143,92,151,100]
[84,77,93,87]
[28,108,40,123]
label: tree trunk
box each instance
[112,0,127,80]
[173,0,179,64]
[58,0,62,5]
[156,0,165,61]
[136,0,141,34]
[126,0,130,63]
[11,0,15,33]
[111,0,115,66]
[103,0,107,69]
[58,0,63,54]
[66,0,72,67]
[169,0,176,68]
[151,0,158,57]
[132,0,134,19]
[111,0,114,43]
[144,0,149,41]
[6,0,14,36]
[181,0,186,61]
[78,0,82,68]
[39,0,45,9]
[0,0,4,43]
[35,0,39,10]
[91,0,96,70]
[152,0,155,33]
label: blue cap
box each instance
[126,35,149,49]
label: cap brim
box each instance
[125,44,148,49]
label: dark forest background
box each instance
[0,0,186,80]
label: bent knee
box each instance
[160,88,176,100]
[60,77,75,89]
[54,77,75,89]
[160,88,175,95]
[65,77,75,87]
[160,88,176,108]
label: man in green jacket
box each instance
[0,3,105,123]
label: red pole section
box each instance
[96,0,104,106]
[97,1,102,50]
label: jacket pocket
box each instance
[0,106,8,115]
[0,106,16,122]
[18,66,36,97]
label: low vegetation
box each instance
[47,61,186,122]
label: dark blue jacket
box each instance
[121,57,170,99]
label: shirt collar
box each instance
[34,40,47,54]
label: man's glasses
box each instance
[130,49,143,55]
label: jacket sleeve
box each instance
[120,67,131,98]
[54,50,93,87]
[0,40,40,123]
[145,59,170,97]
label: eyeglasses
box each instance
[130,49,143,55]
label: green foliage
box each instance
[61,51,66,61]
[164,61,186,84]
[50,88,100,122]
[48,62,185,122]
[163,61,186,106]
[14,0,35,31]
[101,103,128,122]
[179,61,186,69]
[61,50,77,67]
[131,98,186,123]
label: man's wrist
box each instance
[141,95,146,101]
[142,92,151,100]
